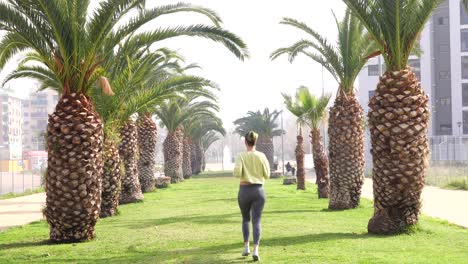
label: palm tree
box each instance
[200,131,225,171]
[282,92,309,190]
[284,88,331,198]
[134,50,197,193]
[93,47,213,210]
[0,0,246,242]
[185,117,226,176]
[343,0,441,234]
[155,95,220,183]
[0,1,248,242]
[272,10,379,209]
[234,109,283,172]
[0,0,144,243]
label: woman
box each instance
[234,131,270,262]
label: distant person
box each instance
[285,162,292,174]
[233,131,270,262]
[291,166,296,176]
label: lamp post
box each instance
[281,110,285,176]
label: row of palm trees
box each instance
[0,0,248,243]
[276,0,442,235]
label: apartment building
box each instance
[22,90,58,151]
[0,89,23,171]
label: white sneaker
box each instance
[242,247,250,256]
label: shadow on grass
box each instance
[0,239,50,250]
[111,212,240,229]
[192,171,234,179]
[42,232,373,264]
[112,208,329,230]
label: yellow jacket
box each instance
[233,151,270,184]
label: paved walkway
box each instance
[361,178,468,228]
[307,175,468,228]
[0,193,46,232]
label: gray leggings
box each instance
[238,184,266,245]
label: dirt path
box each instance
[0,193,46,232]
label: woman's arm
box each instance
[263,155,270,179]
[233,155,243,178]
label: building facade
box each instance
[22,89,58,152]
[0,89,23,171]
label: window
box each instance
[368,65,380,76]
[440,97,451,106]
[464,84,468,107]
[437,17,449,25]
[462,29,468,52]
[439,45,450,52]
[464,112,468,134]
[462,57,468,79]
[439,71,450,80]
[369,90,375,99]
[462,3,468,25]
[439,124,452,135]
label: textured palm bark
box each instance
[328,93,365,210]
[295,134,306,190]
[100,138,122,218]
[119,121,144,204]
[190,142,199,174]
[137,114,157,193]
[367,68,429,235]
[310,129,330,199]
[192,143,203,174]
[45,93,103,243]
[256,136,275,171]
[163,128,184,183]
[295,133,306,190]
[182,138,193,179]
[201,152,206,172]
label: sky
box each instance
[0,0,348,129]
[149,0,346,129]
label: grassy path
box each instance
[0,172,467,263]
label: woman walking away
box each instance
[234,131,270,262]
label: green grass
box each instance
[444,180,468,191]
[425,166,468,189]
[0,173,467,264]
[0,187,44,200]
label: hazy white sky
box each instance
[0,0,348,129]
[148,0,346,129]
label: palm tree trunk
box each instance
[201,152,206,172]
[328,93,365,210]
[367,68,429,235]
[163,127,184,183]
[190,141,198,174]
[137,114,157,193]
[256,136,275,172]
[119,120,144,204]
[193,143,204,174]
[296,132,306,190]
[101,137,122,218]
[310,128,329,198]
[183,138,192,179]
[45,93,103,243]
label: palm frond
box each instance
[343,0,442,70]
